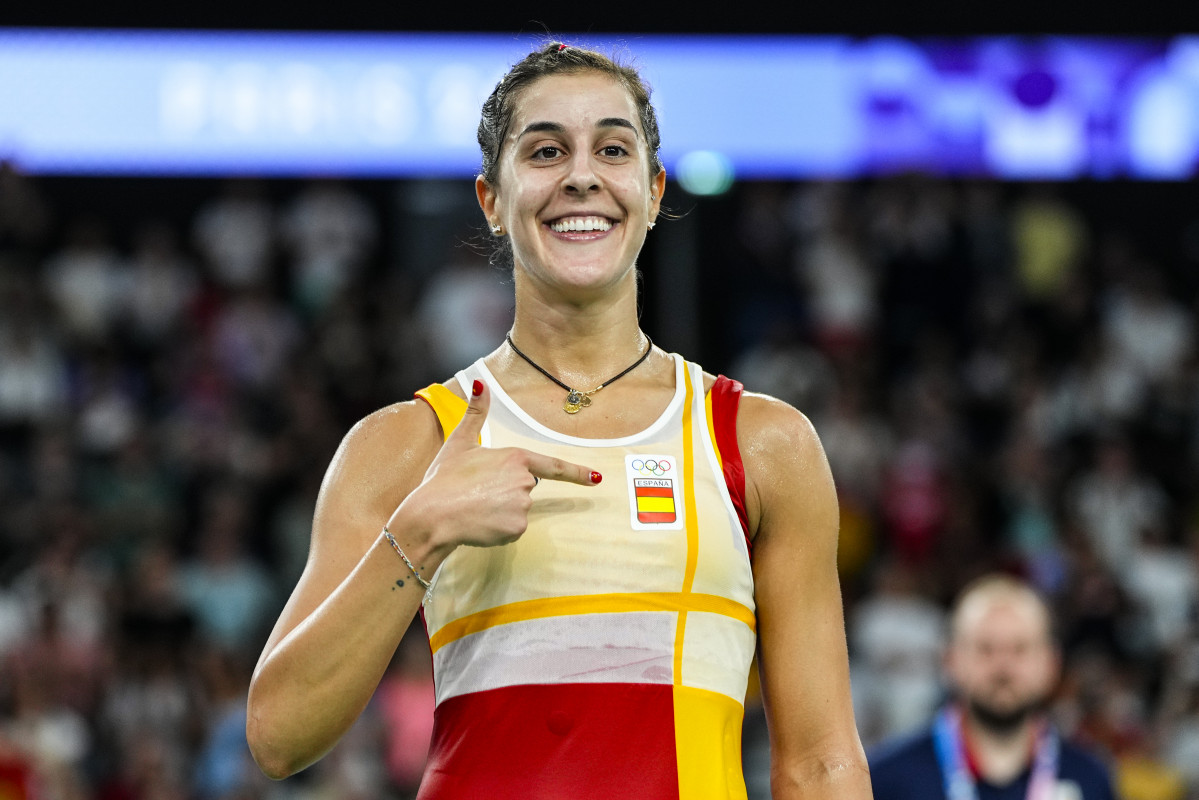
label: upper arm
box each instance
[254,399,444,667]
[739,394,868,782]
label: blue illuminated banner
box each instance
[0,30,1195,179]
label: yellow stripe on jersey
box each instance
[674,366,700,688]
[674,685,749,800]
[705,388,724,471]
[415,384,468,442]
[428,591,756,654]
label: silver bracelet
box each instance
[382,526,433,605]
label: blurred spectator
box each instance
[1101,265,1193,386]
[997,430,1068,592]
[818,377,893,507]
[880,440,948,564]
[43,216,125,342]
[73,348,144,456]
[0,299,69,430]
[4,603,95,800]
[1058,525,1134,662]
[415,240,513,377]
[1048,337,1148,434]
[192,179,277,290]
[1009,185,1089,301]
[123,221,200,346]
[10,526,109,653]
[279,179,379,316]
[84,432,182,565]
[1120,524,1197,656]
[191,648,261,800]
[1067,435,1169,581]
[851,559,946,745]
[178,487,276,651]
[5,599,106,718]
[375,624,436,798]
[210,286,301,392]
[792,183,878,358]
[728,323,835,418]
[100,625,195,785]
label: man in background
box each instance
[869,573,1117,799]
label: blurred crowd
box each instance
[1,161,1198,799]
[721,179,1199,800]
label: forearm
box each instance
[771,752,873,800]
[247,531,447,778]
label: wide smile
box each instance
[545,215,618,240]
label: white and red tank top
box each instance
[413,354,755,800]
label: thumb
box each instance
[443,378,489,451]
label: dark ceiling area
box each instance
[0,1,1181,36]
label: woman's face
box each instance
[478,71,665,298]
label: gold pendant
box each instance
[563,390,592,414]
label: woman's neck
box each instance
[502,274,647,388]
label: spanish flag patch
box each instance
[625,454,684,530]
[634,481,676,524]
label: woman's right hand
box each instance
[388,379,601,554]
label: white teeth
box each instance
[550,216,613,233]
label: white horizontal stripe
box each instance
[432,611,676,705]
[680,611,757,702]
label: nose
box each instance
[563,151,600,194]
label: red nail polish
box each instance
[590,471,602,484]
[472,380,483,397]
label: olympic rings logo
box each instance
[630,458,672,476]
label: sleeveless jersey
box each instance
[413,354,755,800]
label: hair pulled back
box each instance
[477,42,664,187]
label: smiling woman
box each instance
[245,41,872,800]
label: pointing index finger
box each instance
[525,451,602,487]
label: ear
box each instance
[476,175,499,226]
[649,167,666,223]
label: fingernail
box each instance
[590,471,602,485]
[472,380,483,397]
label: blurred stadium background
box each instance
[1,5,1198,799]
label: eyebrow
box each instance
[516,117,640,140]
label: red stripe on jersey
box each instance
[418,683,679,800]
[635,486,674,498]
[711,375,751,555]
[638,510,677,524]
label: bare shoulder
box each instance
[333,378,462,476]
[331,399,442,491]
[313,389,451,556]
[738,391,823,453]
[700,371,823,463]
[735,390,835,541]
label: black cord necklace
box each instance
[505,332,654,414]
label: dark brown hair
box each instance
[477,41,664,187]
